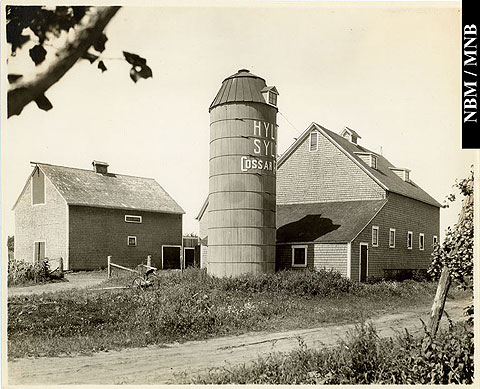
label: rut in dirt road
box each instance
[8,295,470,385]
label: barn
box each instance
[13,161,184,270]
[198,123,441,281]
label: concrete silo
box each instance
[208,69,279,277]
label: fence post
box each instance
[59,257,64,276]
[147,255,151,267]
[107,256,112,278]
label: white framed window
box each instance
[127,236,137,246]
[268,92,277,106]
[125,215,142,223]
[372,226,379,247]
[292,245,307,267]
[407,231,413,249]
[309,131,318,152]
[433,235,438,246]
[371,155,378,169]
[389,228,396,248]
[419,233,425,251]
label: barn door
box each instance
[184,248,195,268]
[162,246,181,269]
[34,241,45,263]
[359,243,368,282]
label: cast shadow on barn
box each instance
[276,214,340,243]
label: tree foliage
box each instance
[6,6,152,117]
[428,169,474,291]
[7,236,15,252]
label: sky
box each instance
[1,1,475,252]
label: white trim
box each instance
[371,154,378,169]
[350,200,388,243]
[389,228,396,248]
[127,236,137,246]
[407,231,413,250]
[161,245,182,269]
[359,243,368,282]
[291,244,308,267]
[419,233,425,251]
[184,247,195,268]
[125,214,142,223]
[309,131,319,152]
[33,240,46,263]
[346,242,351,279]
[371,226,379,247]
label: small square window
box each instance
[389,228,396,248]
[407,231,413,249]
[309,132,318,152]
[419,233,425,251]
[125,215,142,223]
[372,226,379,247]
[292,245,307,267]
[128,236,137,246]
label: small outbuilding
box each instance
[13,161,184,270]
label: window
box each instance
[268,92,277,106]
[34,241,46,263]
[433,235,438,246]
[419,233,425,251]
[389,228,396,248]
[32,168,45,205]
[127,236,137,246]
[309,132,318,152]
[125,215,142,223]
[372,226,379,247]
[371,155,378,169]
[292,245,307,267]
[407,231,413,249]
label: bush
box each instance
[8,258,53,286]
[193,321,474,384]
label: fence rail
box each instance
[107,255,155,278]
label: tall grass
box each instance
[8,258,61,286]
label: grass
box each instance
[7,268,462,360]
[189,320,474,384]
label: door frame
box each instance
[184,247,195,268]
[161,245,182,269]
[359,242,368,282]
[33,240,46,263]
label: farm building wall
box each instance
[14,171,67,263]
[276,243,315,270]
[198,202,208,268]
[277,130,385,204]
[68,205,182,270]
[350,192,440,281]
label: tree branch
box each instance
[7,6,121,118]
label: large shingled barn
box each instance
[198,123,441,281]
[13,161,184,270]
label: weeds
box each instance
[8,258,62,286]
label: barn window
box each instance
[127,236,137,246]
[372,226,379,247]
[291,245,307,267]
[371,155,378,169]
[389,228,396,248]
[268,92,277,106]
[433,235,438,246]
[419,233,425,251]
[125,215,142,223]
[407,231,413,249]
[32,168,45,205]
[309,132,318,152]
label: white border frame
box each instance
[125,215,142,223]
[162,244,182,269]
[389,228,396,248]
[407,231,413,250]
[371,226,379,247]
[291,244,308,268]
[309,131,319,152]
[359,242,368,282]
[419,233,425,251]
[127,236,137,246]
[33,240,46,263]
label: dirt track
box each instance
[8,294,470,385]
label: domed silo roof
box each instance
[209,69,271,111]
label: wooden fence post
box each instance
[427,266,452,337]
[59,257,64,276]
[107,256,112,278]
[147,255,151,268]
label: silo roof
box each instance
[209,69,269,111]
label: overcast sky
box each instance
[1,1,474,249]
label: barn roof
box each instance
[278,123,441,208]
[276,200,387,244]
[209,69,275,111]
[16,162,185,214]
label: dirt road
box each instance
[7,272,106,297]
[7,294,470,385]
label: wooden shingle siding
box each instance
[68,206,182,270]
[351,192,440,281]
[277,131,385,204]
[314,243,348,277]
[14,174,67,263]
[276,243,315,270]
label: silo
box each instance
[208,69,279,277]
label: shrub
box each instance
[8,258,54,286]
